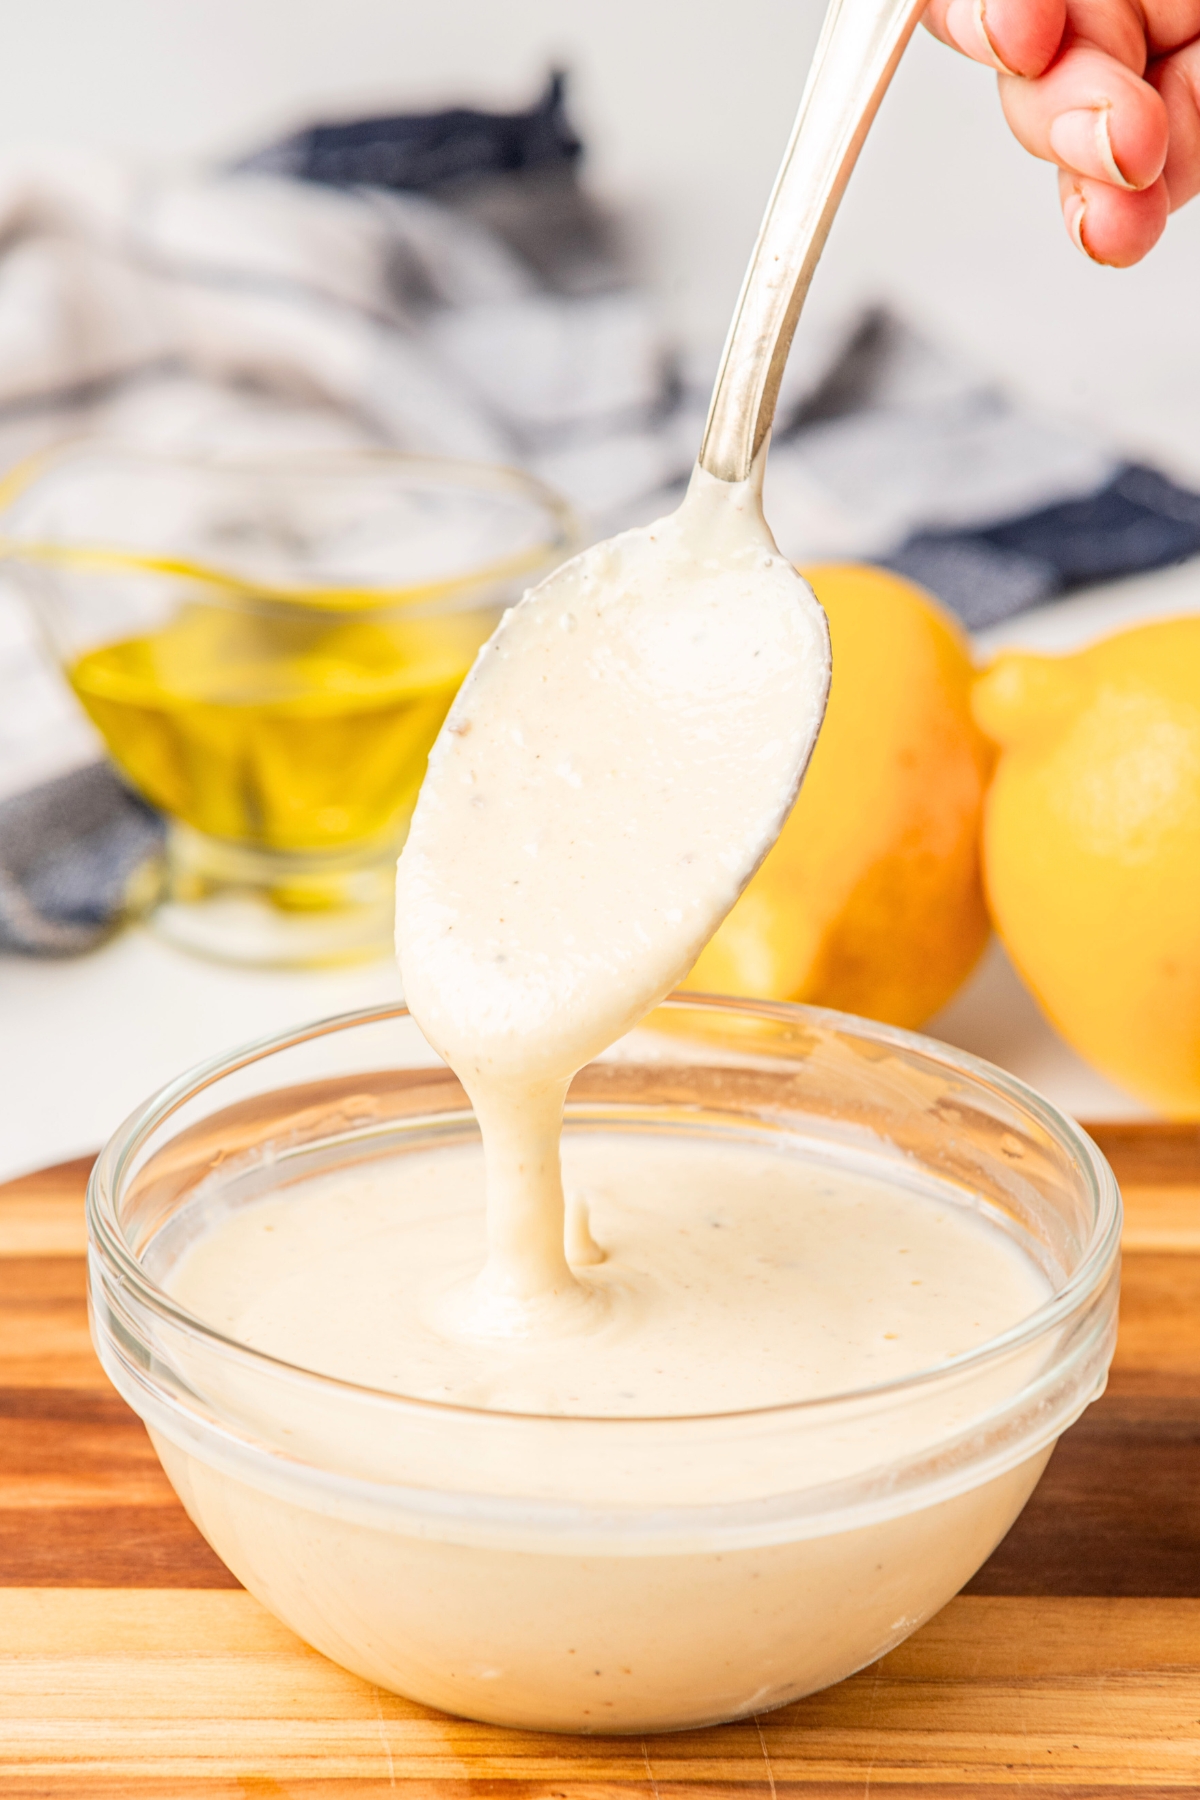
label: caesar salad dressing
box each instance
[158,465,1058,1733]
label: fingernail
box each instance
[1048,106,1135,189]
[944,0,1019,75]
[1063,186,1094,259]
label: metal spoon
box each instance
[397,0,930,1189]
[702,0,930,485]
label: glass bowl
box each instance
[1,444,575,966]
[87,996,1120,1735]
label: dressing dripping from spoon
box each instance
[396,0,928,1336]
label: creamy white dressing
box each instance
[162,1118,1057,1732]
[169,1134,1049,1417]
[395,464,830,1334]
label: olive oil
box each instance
[69,597,495,852]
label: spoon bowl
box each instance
[398,0,932,1077]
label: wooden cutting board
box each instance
[2,1126,1198,1796]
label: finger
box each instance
[1149,40,1200,207]
[1052,0,1148,72]
[1059,169,1170,262]
[923,0,1066,78]
[1141,0,1200,60]
[1000,44,1170,189]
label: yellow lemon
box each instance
[685,563,991,1027]
[974,617,1200,1116]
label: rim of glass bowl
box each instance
[88,992,1122,1430]
[0,441,579,614]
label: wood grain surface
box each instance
[1,1127,1198,1795]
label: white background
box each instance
[1,0,1192,1175]
[3,0,1200,477]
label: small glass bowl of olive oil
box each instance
[1,445,575,965]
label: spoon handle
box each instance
[699,0,928,485]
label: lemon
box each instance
[974,617,1200,1115]
[685,563,991,1027]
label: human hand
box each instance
[923,0,1200,264]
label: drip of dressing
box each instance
[395,462,830,1333]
